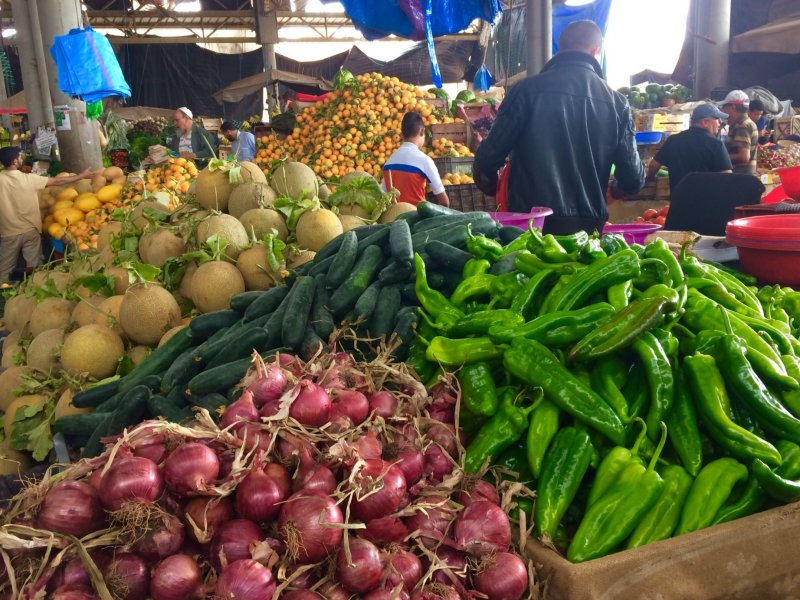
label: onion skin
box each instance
[351,460,407,523]
[457,479,500,507]
[183,497,233,544]
[316,582,350,600]
[454,500,511,556]
[411,586,461,600]
[132,434,168,464]
[105,553,149,600]
[49,584,98,600]
[404,497,454,549]
[221,391,260,431]
[214,559,276,600]
[150,554,201,600]
[37,481,105,538]
[384,546,423,591]
[163,442,220,497]
[210,519,264,571]
[292,461,337,495]
[336,537,383,593]
[473,552,528,600]
[431,546,467,585]
[98,456,163,510]
[425,423,459,456]
[422,444,453,483]
[279,490,344,563]
[363,516,409,546]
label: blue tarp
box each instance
[552,0,613,55]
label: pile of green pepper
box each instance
[411,222,800,562]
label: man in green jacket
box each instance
[168,107,217,165]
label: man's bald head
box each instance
[558,20,603,58]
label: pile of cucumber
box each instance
[55,202,516,457]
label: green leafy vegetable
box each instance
[76,273,116,298]
[327,175,394,222]
[11,400,55,462]
[274,194,321,236]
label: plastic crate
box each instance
[433,156,474,176]
[439,184,497,212]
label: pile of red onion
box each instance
[5,352,529,600]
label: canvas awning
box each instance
[732,16,800,54]
[0,91,28,114]
[213,69,333,104]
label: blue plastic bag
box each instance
[473,65,493,92]
[50,27,131,102]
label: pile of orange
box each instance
[429,137,474,159]
[132,157,199,196]
[254,73,473,180]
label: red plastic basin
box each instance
[726,214,800,286]
[775,166,800,200]
[490,206,553,229]
[602,223,663,245]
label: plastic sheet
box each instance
[473,64,493,91]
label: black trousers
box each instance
[541,216,606,236]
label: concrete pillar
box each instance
[35,0,103,170]
[256,1,279,118]
[10,0,52,157]
[693,0,731,99]
[526,0,552,76]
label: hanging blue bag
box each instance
[473,65,493,92]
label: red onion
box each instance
[337,537,383,593]
[282,591,321,600]
[364,589,411,600]
[278,353,304,377]
[411,585,460,600]
[331,389,370,425]
[184,496,233,544]
[290,380,331,427]
[354,431,383,460]
[351,460,407,523]
[98,456,163,510]
[321,353,367,390]
[431,546,467,585]
[369,391,397,418]
[457,479,500,507]
[134,512,184,561]
[284,563,318,590]
[327,414,355,433]
[404,498,454,549]
[279,490,344,563]
[236,461,289,523]
[37,481,105,538]
[384,546,423,591]
[150,554,201,600]
[163,442,219,496]
[391,447,424,485]
[249,357,287,406]
[292,459,337,495]
[105,553,149,600]
[221,390,260,430]
[473,552,528,600]
[454,500,511,556]
[47,551,110,592]
[426,424,459,456]
[423,444,453,483]
[363,515,409,546]
[133,434,168,464]
[210,519,264,571]
[214,559,276,600]
[276,434,316,465]
[236,423,272,453]
[316,582,350,600]
[50,584,98,600]
[88,469,103,491]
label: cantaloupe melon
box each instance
[93,295,126,337]
[138,229,186,267]
[75,179,93,194]
[339,214,368,232]
[158,325,185,348]
[228,183,277,219]
[4,394,49,439]
[30,270,71,294]
[270,161,319,199]
[236,246,284,291]
[318,183,331,201]
[26,328,65,374]
[3,294,36,332]
[71,294,105,327]
[178,262,198,300]
[61,324,124,379]
[338,204,371,220]
[196,167,238,212]
[379,202,417,223]
[295,209,343,252]
[238,208,288,242]
[30,298,75,338]
[107,266,130,295]
[189,261,245,313]
[1,330,23,369]
[131,200,169,229]
[90,245,116,272]
[54,388,91,420]
[127,345,151,366]
[97,221,123,251]
[119,284,181,345]
[286,249,316,269]
[0,366,40,412]
[196,214,249,260]
[240,161,267,184]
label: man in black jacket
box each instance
[474,20,645,234]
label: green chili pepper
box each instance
[782,291,800,319]
[462,258,491,279]
[542,248,641,314]
[688,277,764,318]
[775,440,800,479]
[751,463,800,503]
[458,362,499,418]
[534,233,577,263]
[489,303,616,346]
[675,457,749,535]
[569,296,676,362]
[684,354,782,466]
[495,440,534,484]
[553,231,590,254]
[515,252,584,277]
[501,231,533,256]
[449,273,496,308]
[425,336,503,367]
[633,332,674,441]
[780,355,800,418]
[509,269,556,318]
[445,309,523,338]
[717,334,800,444]
[599,233,629,255]
[414,254,464,328]
[702,259,758,286]
[535,427,594,539]
[465,224,504,261]
[464,388,537,474]
[667,369,703,476]
[626,464,694,548]
[587,418,648,507]
[729,396,766,436]
[579,237,607,263]
[526,399,560,479]
[591,356,631,423]
[408,338,436,381]
[622,365,649,421]
[607,279,633,311]
[681,251,763,316]
[711,475,766,525]
[490,272,527,308]
[567,422,668,562]
[504,337,627,445]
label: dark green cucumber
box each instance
[354,281,382,322]
[314,224,386,263]
[425,240,473,272]
[311,274,335,342]
[229,290,266,313]
[95,392,123,413]
[356,226,391,255]
[395,210,421,227]
[264,290,293,349]
[490,251,522,275]
[186,350,279,397]
[308,255,336,277]
[53,412,108,436]
[281,275,316,350]
[161,346,203,393]
[148,394,194,423]
[326,230,359,289]
[389,219,414,265]
[206,327,270,370]
[427,271,447,291]
[411,220,498,251]
[139,374,164,392]
[401,283,419,304]
[118,327,194,393]
[370,285,402,338]
[82,412,113,458]
[243,285,289,321]
[190,392,230,416]
[391,307,419,360]
[108,385,151,436]
[189,310,241,339]
[300,326,328,361]
[499,225,526,244]
[416,201,460,218]
[193,322,241,364]
[329,245,385,317]
[379,260,413,284]
[72,379,121,409]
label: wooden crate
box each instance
[430,122,472,147]
[773,115,800,141]
[201,117,223,134]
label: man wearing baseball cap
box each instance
[721,90,759,175]
[646,102,732,193]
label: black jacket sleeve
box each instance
[611,100,646,195]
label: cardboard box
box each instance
[526,502,800,600]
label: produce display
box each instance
[634,205,669,225]
[619,84,694,109]
[758,144,800,170]
[441,173,474,186]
